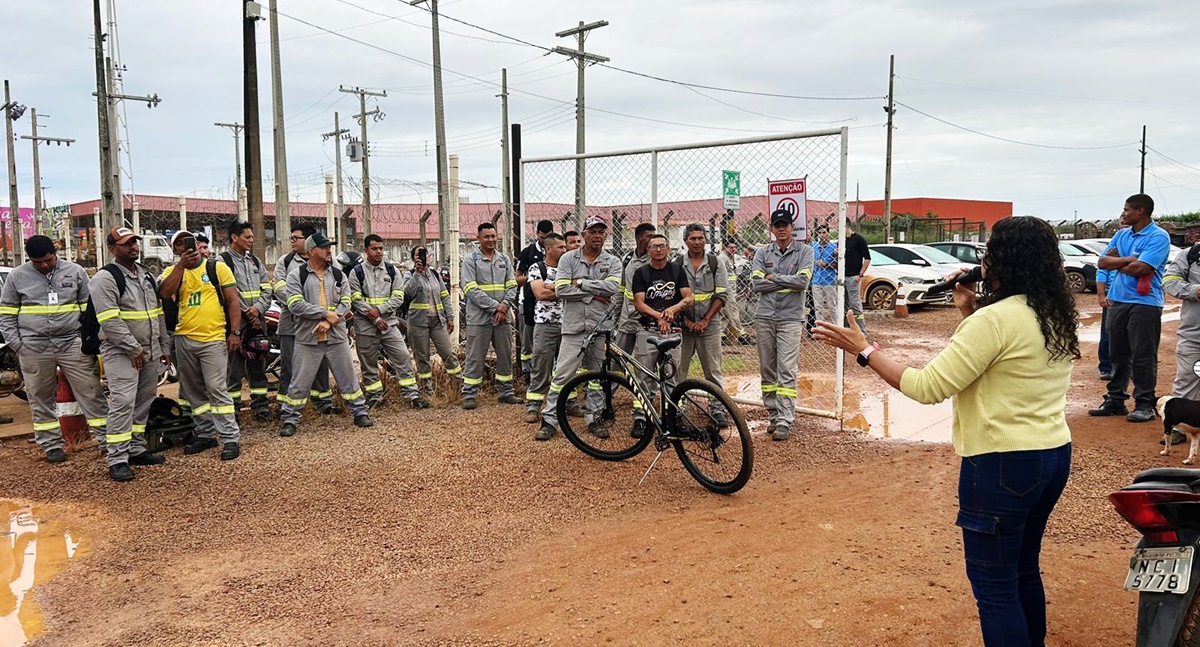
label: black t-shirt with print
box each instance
[632,262,689,328]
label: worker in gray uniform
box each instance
[349,234,428,409]
[278,233,373,437]
[274,224,338,414]
[752,210,815,441]
[613,223,656,425]
[1164,244,1200,445]
[460,221,521,410]
[0,236,108,464]
[89,227,169,481]
[538,216,623,440]
[222,221,274,420]
[677,223,731,428]
[404,245,461,396]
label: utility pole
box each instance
[883,54,895,244]
[215,122,246,219]
[339,85,386,237]
[409,0,450,268]
[321,112,350,246]
[22,110,76,238]
[499,68,511,255]
[3,81,25,265]
[92,0,119,242]
[268,0,290,238]
[244,0,266,260]
[553,20,609,228]
[1140,125,1147,194]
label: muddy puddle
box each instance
[726,374,954,443]
[1078,303,1179,343]
[1,501,90,646]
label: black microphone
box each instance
[925,266,984,297]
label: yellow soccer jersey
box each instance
[162,260,237,343]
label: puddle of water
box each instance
[1,501,90,646]
[1078,304,1180,343]
[843,391,954,443]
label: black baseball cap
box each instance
[770,209,793,226]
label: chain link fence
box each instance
[521,129,849,419]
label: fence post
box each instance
[836,126,849,418]
[650,149,658,228]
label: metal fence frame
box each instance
[519,127,849,419]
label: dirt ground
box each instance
[0,293,1178,646]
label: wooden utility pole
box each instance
[408,0,450,264]
[22,110,76,238]
[321,112,350,246]
[3,81,21,264]
[883,54,895,244]
[92,0,119,243]
[500,68,511,255]
[244,0,265,259]
[1140,125,1147,194]
[339,86,386,237]
[553,20,609,229]
[268,0,290,238]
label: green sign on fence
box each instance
[722,170,740,211]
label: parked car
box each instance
[1068,237,1186,263]
[929,241,1095,293]
[860,251,953,310]
[870,243,975,277]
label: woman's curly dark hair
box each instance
[980,216,1080,362]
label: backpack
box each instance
[162,259,228,334]
[1188,243,1200,266]
[352,261,397,299]
[80,263,160,356]
[299,264,345,291]
[145,395,196,452]
[672,253,719,278]
[220,250,263,273]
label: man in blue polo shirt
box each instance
[1089,194,1172,422]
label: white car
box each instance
[1068,237,1186,264]
[870,243,976,277]
[860,251,953,310]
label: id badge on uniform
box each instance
[47,292,59,305]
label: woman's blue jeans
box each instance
[957,443,1072,647]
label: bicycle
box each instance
[555,308,753,495]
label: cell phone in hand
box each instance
[417,248,428,266]
[183,237,197,252]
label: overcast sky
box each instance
[4,0,1199,222]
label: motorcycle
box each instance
[1110,467,1200,645]
[0,337,26,400]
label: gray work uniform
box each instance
[525,262,563,414]
[170,259,239,445]
[540,249,623,429]
[614,252,650,354]
[1165,248,1200,399]
[678,254,729,391]
[751,241,815,430]
[404,269,461,390]
[224,250,273,414]
[278,262,368,425]
[0,261,108,454]
[719,251,746,337]
[349,260,419,402]
[461,249,518,399]
[274,251,334,409]
[90,262,169,467]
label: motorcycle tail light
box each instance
[1109,490,1200,544]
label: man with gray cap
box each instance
[89,227,170,481]
[752,210,815,441]
[274,223,338,415]
[461,221,520,410]
[537,215,623,440]
[0,235,107,465]
[278,232,374,437]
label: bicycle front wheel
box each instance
[669,378,753,494]
[557,371,654,462]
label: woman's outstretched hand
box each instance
[811,310,870,355]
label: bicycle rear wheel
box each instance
[669,378,753,494]
[558,371,654,461]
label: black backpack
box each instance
[672,253,719,278]
[220,250,263,273]
[145,395,196,452]
[80,263,160,356]
[352,261,397,299]
[299,264,345,291]
[162,259,228,333]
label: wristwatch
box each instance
[856,345,876,367]
[230,329,241,337]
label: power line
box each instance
[895,101,1138,151]
[898,76,1200,109]
[1147,145,1200,179]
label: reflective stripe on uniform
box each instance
[445,366,462,375]
[777,387,798,398]
[418,372,433,379]
[192,403,212,415]
[212,405,236,415]
[341,389,364,402]
[495,373,513,383]
[311,390,333,399]
[526,391,545,401]
[364,380,385,393]
[87,417,107,428]
[106,431,133,443]
[33,420,60,432]
[464,376,483,386]
[398,377,417,387]
[16,304,86,315]
[131,423,147,434]
[249,388,268,396]
[761,383,779,394]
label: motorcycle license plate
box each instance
[1124,546,1193,594]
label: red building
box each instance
[855,197,1013,228]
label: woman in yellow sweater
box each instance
[813,216,1077,647]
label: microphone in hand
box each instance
[925,266,984,297]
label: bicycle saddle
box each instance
[646,335,682,353]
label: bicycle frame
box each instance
[594,329,678,435]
